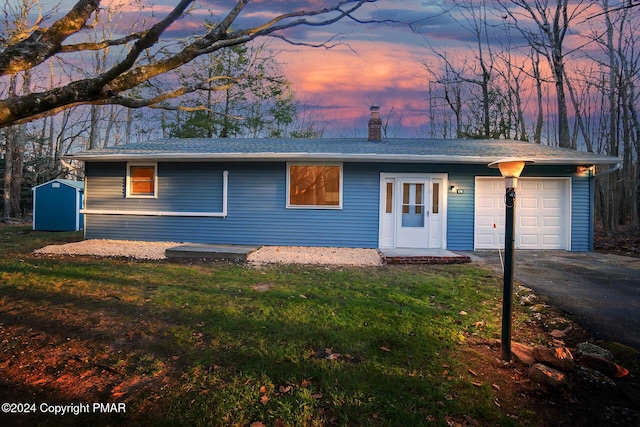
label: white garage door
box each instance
[475,178,570,250]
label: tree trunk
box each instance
[88,105,100,149]
[532,50,544,144]
[3,126,15,221]
[10,124,24,217]
[553,57,571,148]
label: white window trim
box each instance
[286,162,343,209]
[126,162,158,199]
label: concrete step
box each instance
[166,244,260,261]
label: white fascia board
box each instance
[31,178,73,191]
[64,152,621,165]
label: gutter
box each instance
[594,162,622,178]
[62,152,620,166]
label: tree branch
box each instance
[59,32,149,53]
[0,0,100,75]
[0,0,381,128]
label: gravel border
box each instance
[34,240,178,260]
[34,240,383,266]
[248,246,382,266]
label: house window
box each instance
[432,182,440,214]
[287,163,342,208]
[127,163,157,198]
[385,182,393,213]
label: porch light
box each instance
[487,158,534,362]
[488,159,534,189]
[576,165,594,175]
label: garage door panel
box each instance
[475,178,569,250]
[519,180,540,190]
[543,216,561,227]
[543,235,561,246]
[477,179,501,190]
[476,215,498,227]
[521,197,539,209]
[520,234,539,246]
[542,180,563,191]
[543,198,561,209]
[476,234,498,246]
[520,216,539,227]
[477,198,498,209]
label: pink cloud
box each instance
[273,35,428,136]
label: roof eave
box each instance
[63,152,621,165]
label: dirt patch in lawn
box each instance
[0,297,176,426]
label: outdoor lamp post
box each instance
[488,158,534,362]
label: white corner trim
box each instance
[82,170,229,218]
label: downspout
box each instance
[76,187,81,231]
[221,170,229,218]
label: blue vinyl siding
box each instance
[84,161,594,250]
[571,175,592,251]
[85,162,380,247]
[445,166,478,250]
[85,162,223,212]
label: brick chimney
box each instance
[368,106,382,142]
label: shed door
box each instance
[475,178,570,250]
[35,183,78,231]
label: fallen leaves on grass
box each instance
[279,385,291,394]
[325,348,341,360]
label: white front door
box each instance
[379,174,447,249]
[396,178,430,248]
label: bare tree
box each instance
[422,0,497,138]
[423,57,464,138]
[500,0,591,148]
[2,0,39,220]
[576,0,640,233]
[0,0,386,129]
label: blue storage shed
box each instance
[32,179,84,231]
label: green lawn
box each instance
[0,226,534,426]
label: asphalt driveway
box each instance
[467,250,640,350]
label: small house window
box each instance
[127,163,157,198]
[432,182,440,214]
[385,182,393,213]
[287,163,342,208]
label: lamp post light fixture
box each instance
[488,158,535,362]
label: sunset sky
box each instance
[164,0,446,137]
[44,0,604,138]
[107,0,498,137]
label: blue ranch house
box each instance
[65,112,619,252]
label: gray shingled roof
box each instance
[64,138,620,165]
